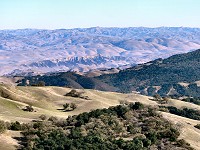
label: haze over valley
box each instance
[1,27,200,76]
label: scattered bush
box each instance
[48,116,58,123]
[20,103,192,149]
[160,106,200,120]
[37,81,46,86]
[177,139,193,150]
[39,114,47,120]
[63,103,77,111]
[162,97,169,103]
[10,121,22,131]
[0,120,6,133]
[33,122,45,129]
[119,100,129,105]
[65,89,82,97]
[65,89,90,100]
[23,105,34,112]
[182,97,200,105]
[70,103,77,110]
[153,94,162,101]
[194,124,200,129]
[130,102,144,110]
[63,103,70,110]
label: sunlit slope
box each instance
[0,84,200,149]
[161,112,200,150]
[0,84,155,122]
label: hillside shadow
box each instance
[57,108,65,110]
[13,136,26,150]
[56,108,73,112]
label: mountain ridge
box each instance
[16,49,200,97]
[97,49,200,96]
[1,27,200,76]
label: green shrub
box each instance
[10,121,21,131]
[0,120,6,133]
[37,81,45,86]
[21,104,192,150]
[48,116,58,123]
[160,106,200,120]
[65,89,82,97]
[130,102,144,110]
[39,114,47,120]
[143,139,151,147]
[63,103,70,110]
[194,124,200,129]
[70,103,77,110]
[23,105,34,112]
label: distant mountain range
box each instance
[18,49,200,97]
[1,27,200,76]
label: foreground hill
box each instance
[0,83,154,122]
[0,84,200,149]
[1,27,200,75]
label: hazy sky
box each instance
[0,0,200,29]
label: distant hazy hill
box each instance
[1,27,200,75]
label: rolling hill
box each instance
[1,27,200,76]
[0,84,200,149]
[16,49,200,97]
[96,49,200,96]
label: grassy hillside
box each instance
[161,112,200,150]
[0,83,153,123]
[0,84,200,149]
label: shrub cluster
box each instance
[182,97,200,105]
[194,124,200,129]
[159,106,200,120]
[20,102,192,150]
[63,103,77,111]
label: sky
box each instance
[0,0,200,29]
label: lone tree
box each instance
[70,103,77,110]
[65,89,82,97]
[24,105,34,112]
[37,81,45,86]
[63,103,70,110]
[39,114,47,121]
[153,94,162,101]
[194,124,200,129]
[162,97,169,104]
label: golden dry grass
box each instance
[0,84,200,149]
[167,98,200,111]
[0,84,156,122]
[161,112,200,150]
[0,131,21,150]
